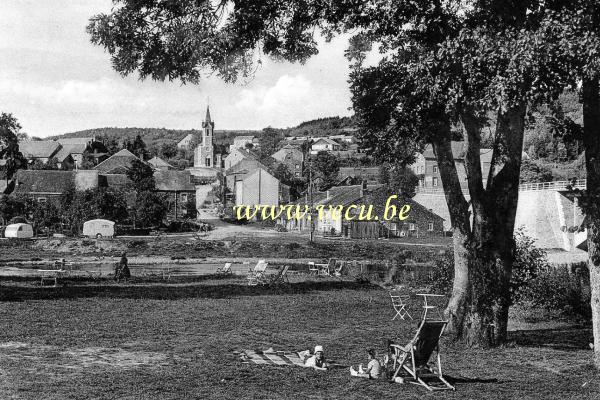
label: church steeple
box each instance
[202,106,214,129]
[205,106,211,123]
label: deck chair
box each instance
[308,262,319,275]
[267,265,290,287]
[216,262,233,275]
[247,260,269,286]
[333,260,345,277]
[390,292,412,321]
[318,258,336,276]
[391,320,455,391]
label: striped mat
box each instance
[239,349,307,367]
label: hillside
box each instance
[49,115,360,149]
[48,127,258,147]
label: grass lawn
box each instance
[0,277,597,399]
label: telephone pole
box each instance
[309,157,314,243]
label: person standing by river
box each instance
[114,252,131,283]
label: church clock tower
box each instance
[194,106,215,167]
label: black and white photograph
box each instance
[0,1,599,398]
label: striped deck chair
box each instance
[308,261,319,275]
[247,260,269,286]
[391,319,455,391]
[216,262,233,275]
[267,265,290,287]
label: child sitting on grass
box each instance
[350,349,381,379]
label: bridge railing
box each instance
[415,179,587,194]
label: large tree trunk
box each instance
[582,77,600,368]
[459,103,526,347]
[431,131,472,338]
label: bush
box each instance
[510,228,549,303]
[424,251,454,295]
[520,265,591,319]
[424,231,549,300]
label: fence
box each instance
[415,179,587,195]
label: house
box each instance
[225,156,274,193]
[410,142,493,189]
[231,135,259,151]
[271,145,304,177]
[148,156,174,170]
[328,135,356,143]
[224,146,255,170]
[177,133,196,149]
[19,141,61,164]
[279,184,444,238]
[11,170,99,202]
[310,138,341,155]
[93,149,141,174]
[338,167,380,184]
[55,137,108,168]
[232,167,290,208]
[154,170,197,219]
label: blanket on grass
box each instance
[236,349,346,369]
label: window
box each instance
[205,157,211,167]
[428,222,434,231]
[433,165,438,173]
[433,177,439,186]
[37,197,47,203]
[180,193,188,203]
[408,223,416,231]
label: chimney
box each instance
[360,180,367,197]
[326,190,330,199]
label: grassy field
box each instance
[0,276,597,400]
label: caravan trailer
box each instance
[83,219,115,238]
[4,223,34,239]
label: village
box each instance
[0,1,599,400]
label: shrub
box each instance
[520,265,591,319]
[424,251,454,295]
[510,228,549,303]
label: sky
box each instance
[0,1,356,138]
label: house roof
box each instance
[272,146,303,161]
[356,188,445,222]
[177,133,195,145]
[19,141,61,159]
[54,144,83,162]
[100,173,132,188]
[148,156,173,169]
[94,149,140,173]
[57,137,94,146]
[154,170,195,191]
[312,137,339,146]
[13,170,75,194]
[234,135,256,141]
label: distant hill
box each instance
[275,115,358,138]
[48,127,259,148]
[49,115,360,149]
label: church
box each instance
[188,106,224,220]
[193,106,223,171]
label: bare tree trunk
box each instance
[582,77,600,368]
